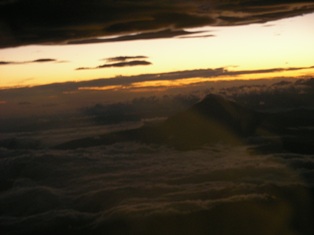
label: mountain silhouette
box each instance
[156,94,260,149]
[55,94,261,150]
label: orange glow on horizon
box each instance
[78,85,124,91]
[76,68,314,92]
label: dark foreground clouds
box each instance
[0,144,314,235]
[0,0,314,48]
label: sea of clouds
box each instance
[1,142,314,235]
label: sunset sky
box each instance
[1,0,314,89]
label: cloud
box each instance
[69,29,210,45]
[31,58,57,63]
[77,55,151,70]
[0,143,312,234]
[0,58,61,65]
[0,61,16,65]
[98,60,152,68]
[224,65,314,76]
[178,34,214,39]
[105,56,148,63]
[76,60,152,70]
[0,1,314,48]
[1,65,313,95]
[75,65,314,87]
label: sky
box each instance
[0,0,314,88]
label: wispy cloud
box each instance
[31,58,58,63]
[178,34,215,39]
[76,55,152,70]
[0,1,313,48]
[0,61,11,65]
[68,29,211,45]
[105,56,148,63]
[76,60,152,70]
[0,58,63,65]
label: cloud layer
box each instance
[0,0,314,48]
[74,65,314,89]
[0,143,313,234]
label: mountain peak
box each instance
[160,94,259,149]
[194,94,259,135]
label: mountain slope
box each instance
[158,94,260,149]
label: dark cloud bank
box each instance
[1,78,314,234]
[0,0,314,48]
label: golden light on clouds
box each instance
[78,85,124,91]
[75,66,314,93]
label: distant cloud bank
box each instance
[74,65,314,89]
